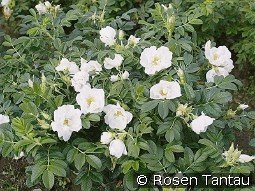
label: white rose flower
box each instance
[100,132,114,144]
[140,46,173,75]
[35,2,47,14]
[56,58,79,74]
[238,154,255,163]
[190,112,215,134]
[150,80,182,100]
[99,26,116,47]
[109,139,127,158]
[51,105,82,141]
[127,35,140,46]
[110,75,119,82]
[0,114,10,125]
[238,104,249,110]
[104,103,133,130]
[206,67,229,83]
[71,71,90,92]
[80,58,102,74]
[205,40,232,67]
[1,0,11,6]
[76,86,105,114]
[121,71,129,80]
[104,54,124,70]
[221,59,234,73]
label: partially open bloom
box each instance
[222,143,241,166]
[0,114,10,125]
[121,71,129,80]
[238,154,255,163]
[35,2,47,14]
[190,112,215,134]
[104,103,133,130]
[110,75,119,82]
[140,46,173,75]
[109,139,127,158]
[176,104,192,117]
[118,30,125,40]
[56,58,79,74]
[150,80,181,100]
[104,54,124,70]
[127,35,140,46]
[51,105,82,141]
[80,58,102,74]
[99,26,116,47]
[71,71,90,92]
[206,67,229,83]
[100,132,114,144]
[35,1,60,14]
[76,86,105,114]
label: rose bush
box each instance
[0,0,255,190]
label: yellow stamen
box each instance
[86,97,95,106]
[160,89,167,96]
[152,56,160,65]
[63,119,69,126]
[114,110,123,117]
[213,53,219,60]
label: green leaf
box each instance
[249,138,255,147]
[165,149,175,162]
[194,149,208,163]
[189,18,203,25]
[67,148,78,163]
[184,83,195,99]
[49,165,66,177]
[158,101,169,119]
[128,143,140,158]
[122,161,133,174]
[168,145,184,153]
[140,100,159,112]
[109,81,123,96]
[214,75,240,90]
[88,114,100,122]
[74,153,86,170]
[42,170,54,189]
[124,172,137,191]
[87,155,102,169]
[31,164,46,182]
[247,111,255,119]
[81,177,92,191]
[12,118,33,135]
[213,92,232,104]
[82,118,90,129]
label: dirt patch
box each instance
[0,157,28,191]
